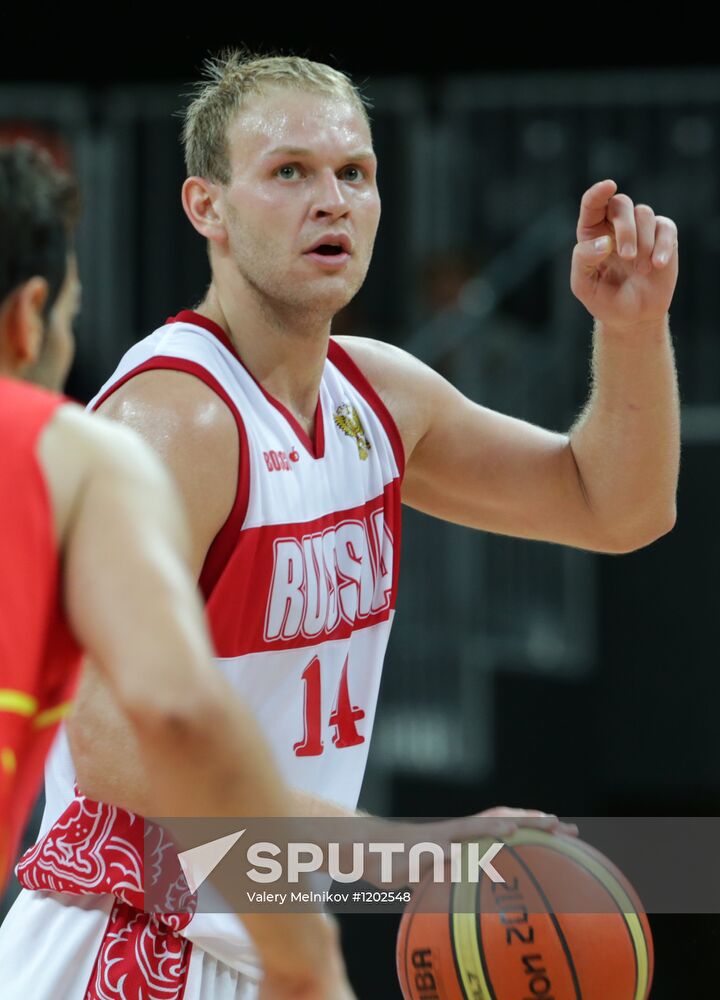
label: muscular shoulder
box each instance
[94,369,238,574]
[95,369,237,459]
[332,335,443,460]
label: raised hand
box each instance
[570,179,678,334]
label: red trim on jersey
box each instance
[90,357,250,599]
[254,380,325,461]
[169,310,326,460]
[326,339,405,480]
[170,310,237,358]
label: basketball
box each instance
[397,828,653,1000]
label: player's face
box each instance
[25,254,80,391]
[219,88,380,317]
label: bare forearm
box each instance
[570,317,679,550]
[69,662,289,820]
[132,673,289,819]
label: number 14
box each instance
[294,656,366,757]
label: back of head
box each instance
[0,141,79,316]
[181,49,371,185]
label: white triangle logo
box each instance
[177,829,245,894]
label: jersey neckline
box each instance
[169,309,325,460]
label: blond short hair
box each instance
[182,50,371,184]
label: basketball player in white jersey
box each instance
[0,55,679,998]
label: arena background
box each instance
[1,30,716,997]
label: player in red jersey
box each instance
[0,141,354,1000]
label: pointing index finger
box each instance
[577,179,618,240]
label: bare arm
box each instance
[62,370,240,812]
[564,316,678,549]
[41,403,284,818]
[337,182,679,554]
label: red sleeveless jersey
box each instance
[0,376,82,888]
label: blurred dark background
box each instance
[1,29,718,998]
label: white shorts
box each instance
[0,888,258,999]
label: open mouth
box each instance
[303,235,352,259]
[302,240,351,267]
[312,244,345,256]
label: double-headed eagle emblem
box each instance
[334,403,372,461]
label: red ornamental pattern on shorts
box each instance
[17,795,196,998]
[17,794,144,902]
[85,899,192,1000]
[17,793,195,921]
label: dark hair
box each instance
[0,141,80,315]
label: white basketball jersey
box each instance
[88,310,404,809]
